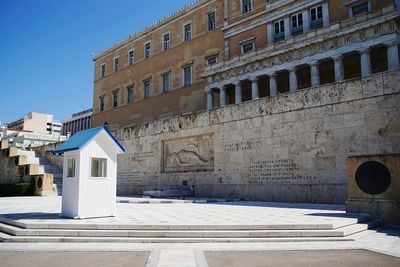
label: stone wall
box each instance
[113,70,400,204]
[0,152,27,184]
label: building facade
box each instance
[6,112,62,135]
[61,109,93,136]
[92,0,399,130]
[204,0,399,109]
[92,0,400,203]
[92,0,225,129]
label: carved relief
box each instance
[162,133,214,173]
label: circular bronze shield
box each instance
[355,161,391,195]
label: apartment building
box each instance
[92,0,399,129]
[6,112,62,135]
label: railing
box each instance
[310,19,323,30]
[0,129,67,150]
[291,26,303,36]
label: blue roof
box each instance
[51,126,125,154]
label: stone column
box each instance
[284,17,290,39]
[359,47,372,77]
[310,61,320,87]
[220,87,226,107]
[207,90,213,110]
[223,0,229,26]
[269,73,278,96]
[302,9,310,32]
[333,54,344,82]
[235,82,242,104]
[224,38,230,61]
[267,22,274,44]
[386,41,400,71]
[289,67,298,93]
[251,78,259,100]
[322,1,330,27]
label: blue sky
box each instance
[0,0,194,124]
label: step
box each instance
[27,164,61,175]
[0,220,378,238]
[0,213,372,231]
[0,139,9,150]
[8,148,36,158]
[0,221,338,231]
[1,235,357,243]
[0,228,353,239]
[17,155,40,165]
[0,223,374,239]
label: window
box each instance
[144,80,151,99]
[112,90,119,108]
[128,50,134,65]
[310,5,323,29]
[351,2,369,16]
[242,0,252,13]
[113,57,120,72]
[162,72,170,93]
[184,22,192,41]
[91,158,107,178]
[127,85,134,103]
[241,41,254,54]
[67,158,76,178]
[274,20,285,42]
[183,65,192,86]
[144,42,151,58]
[163,33,170,51]
[206,55,217,65]
[101,63,106,78]
[207,11,216,31]
[99,96,105,112]
[291,13,303,36]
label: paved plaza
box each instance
[0,196,365,228]
[0,196,399,266]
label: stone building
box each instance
[92,0,400,203]
[92,0,399,130]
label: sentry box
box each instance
[52,126,125,219]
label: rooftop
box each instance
[51,126,125,154]
[92,0,208,61]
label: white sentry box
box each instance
[52,126,125,219]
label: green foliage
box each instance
[0,183,34,197]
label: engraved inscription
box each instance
[133,151,155,161]
[224,138,262,152]
[117,171,142,185]
[163,133,214,173]
[248,159,317,184]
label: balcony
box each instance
[310,19,323,30]
[291,26,303,36]
[274,32,285,42]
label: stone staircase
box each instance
[0,215,380,243]
[0,140,62,196]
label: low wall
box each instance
[113,70,400,204]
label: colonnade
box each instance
[207,42,399,109]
